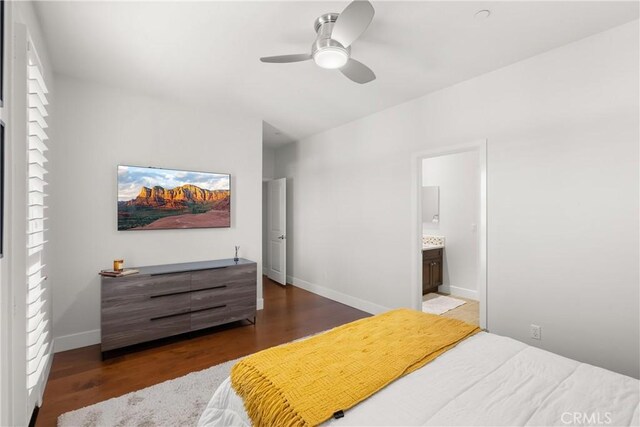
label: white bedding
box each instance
[198,332,640,426]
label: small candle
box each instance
[113,259,124,272]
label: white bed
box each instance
[199,332,640,426]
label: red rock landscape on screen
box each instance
[117,166,231,230]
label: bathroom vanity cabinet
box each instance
[422,248,443,294]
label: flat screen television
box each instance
[117,165,230,231]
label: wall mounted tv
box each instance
[117,165,230,231]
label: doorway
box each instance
[412,140,487,329]
[265,178,287,285]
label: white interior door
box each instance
[267,178,287,285]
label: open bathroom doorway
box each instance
[412,140,487,330]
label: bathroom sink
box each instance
[422,235,445,250]
[422,244,444,250]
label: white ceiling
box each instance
[35,1,638,146]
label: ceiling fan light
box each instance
[313,47,349,69]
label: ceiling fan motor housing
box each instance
[312,13,350,68]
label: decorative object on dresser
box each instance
[113,258,124,272]
[99,269,139,278]
[101,259,257,356]
[422,248,443,294]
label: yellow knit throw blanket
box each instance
[231,308,480,426]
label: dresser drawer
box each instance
[190,281,255,311]
[101,311,191,351]
[102,292,191,322]
[102,272,191,301]
[191,265,255,291]
[190,298,256,331]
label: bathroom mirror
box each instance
[422,186,439,223]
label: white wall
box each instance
[422,151,479,298]
[49,76,262,351]
[275,21,639,377]
[263,146,275,181]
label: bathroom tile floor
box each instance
[423,293,479,326]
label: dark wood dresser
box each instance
[422,248,443,294]
[101,258,257,354]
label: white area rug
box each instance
[422,295,466,315]
[57,357,240,427]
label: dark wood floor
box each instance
[35,277,368,427]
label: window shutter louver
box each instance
[25,53,51,396]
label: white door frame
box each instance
[411,139,488,330]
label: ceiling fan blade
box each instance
[260,54,311,63]
[331,0,375,48]
[340,58,376,84]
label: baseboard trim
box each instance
[287,275,390,315]
[54,329,101,353]
[437,285,478,300]
[38,346,54,405]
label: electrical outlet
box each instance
[530,324,541,340]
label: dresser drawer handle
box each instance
[150,304,228,322]
[150,284,229,299]
[150,289,191,298]
[192,285,227,293]
[149,310,190,321]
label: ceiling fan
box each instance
[260,0,376,84]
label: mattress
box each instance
[198,332,640,426]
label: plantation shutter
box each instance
[25,44,51,403]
